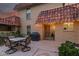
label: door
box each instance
[44,24,50,39]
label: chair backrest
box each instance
[3,37,11,47]
[25,36,31,45]
[8,36,15,39]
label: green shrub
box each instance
[11,30,22,37]
[0,38,4,46]
[58,41,79,56]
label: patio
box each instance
[0,40,62,56]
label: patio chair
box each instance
[19,36,31,52]
[3,37,18,54]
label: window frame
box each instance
[26,9,31,20]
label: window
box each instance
[26,9,31,20]
[0,24,12,31]
[27,25,31,35]
[63,22,74,31]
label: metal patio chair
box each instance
[3,37,18,54]
[19,36,31,52]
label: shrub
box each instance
[58,41,79,56]
[0,38,4,46]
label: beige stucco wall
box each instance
[19,3,79,43]
[19,10,27,35]
[19,3,63,39]
[74,21,79,43]
[55,22,79,43]
[55,23,75,43]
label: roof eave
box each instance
[14,3,43,11]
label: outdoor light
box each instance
[35,23,42,27]
[52,25,55,30]
[64,22,74,31]
[64,22,73,25]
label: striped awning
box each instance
[36,4,79,24]
[0,16,20,26]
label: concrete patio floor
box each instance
[0,40,62,56]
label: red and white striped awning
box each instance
[36,3,79,24]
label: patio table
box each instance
[4,36,31,54]
[10,37,26,42]
[3,36,30,54]
[9,37,27,49]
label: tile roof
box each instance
[14,3,42,11]
[36,3,79,24]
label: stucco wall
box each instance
[74,21,79,43]
[55,22,79,43]
[19,3,63,39]
[19,10,27,35]
[55,23,75,43]
[19,3,79,43]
